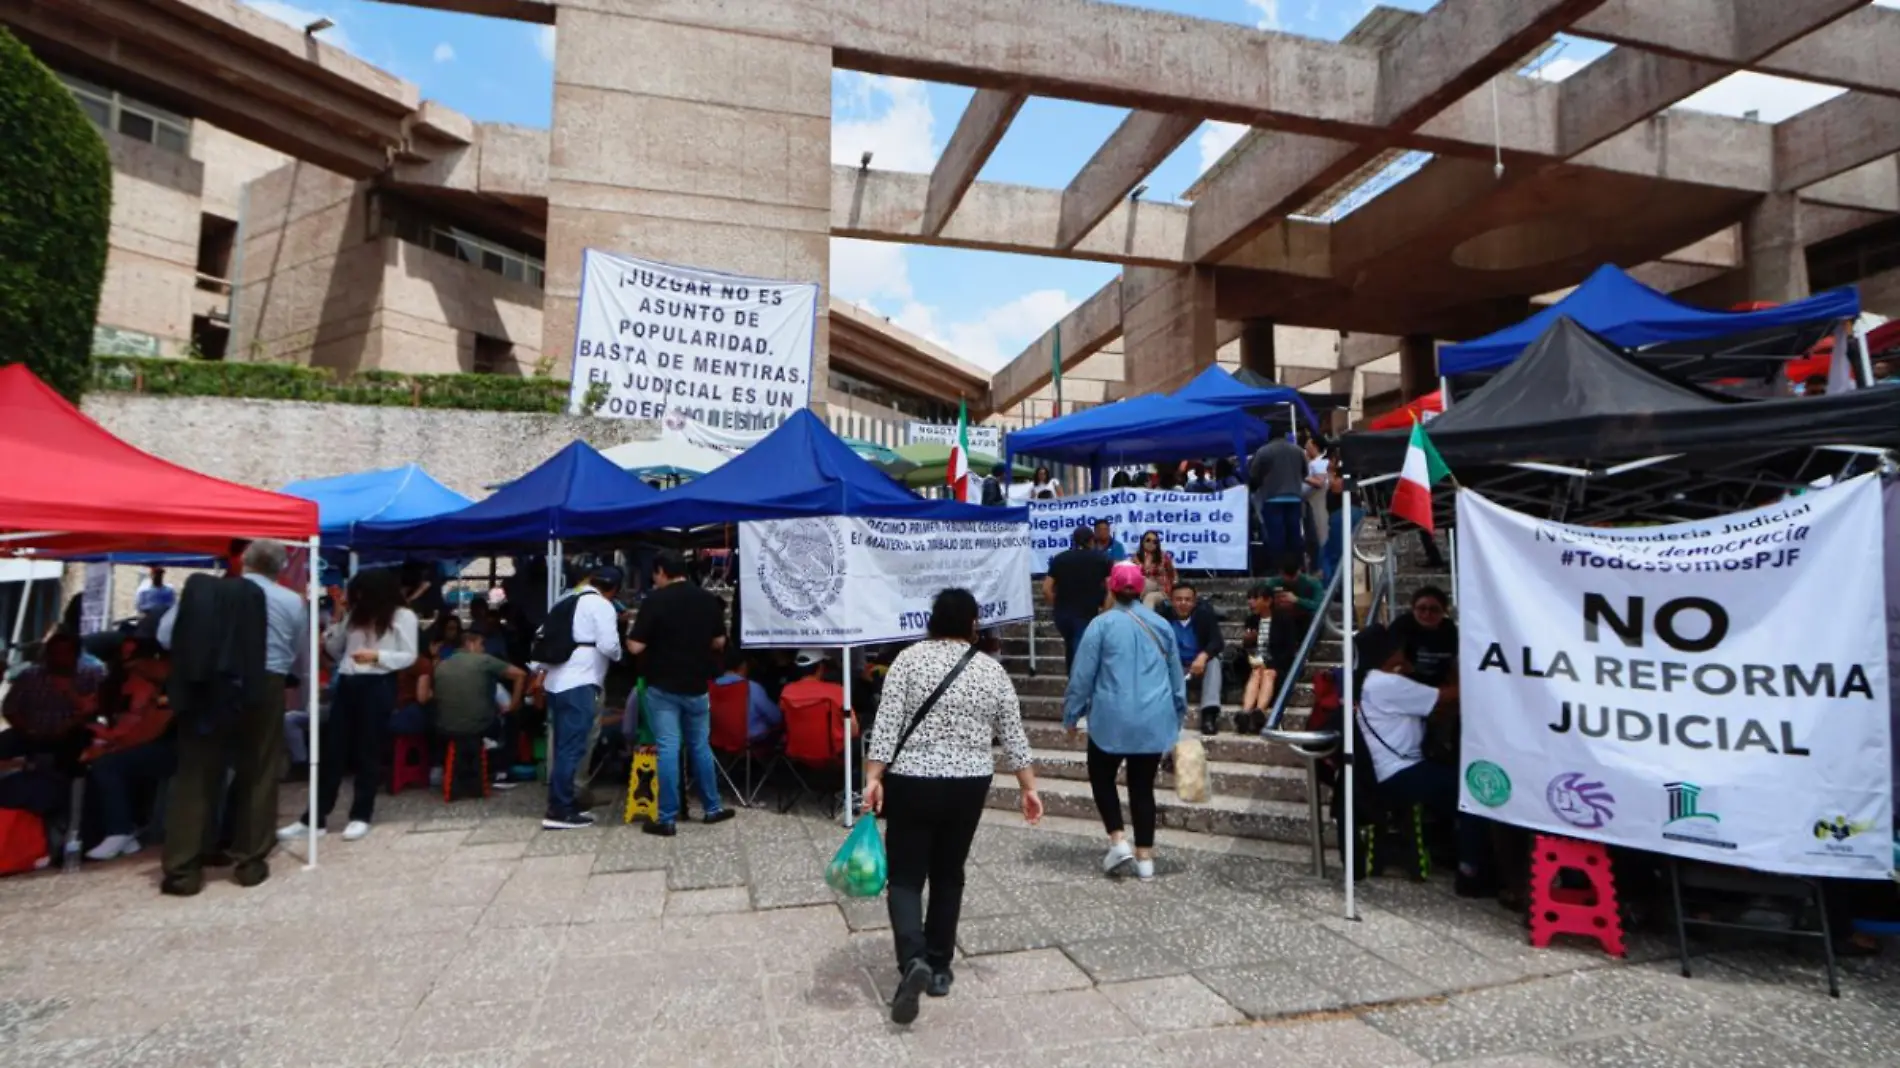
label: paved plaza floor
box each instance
[1,782,1897,1067]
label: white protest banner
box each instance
[740,518,1032,648]
[1456,477,1893,879]
[570,250,819,439]
[907,421,1003,455]
[1027,487,1248,573]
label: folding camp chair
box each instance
[708,678,775,807]
[778,695,846,818]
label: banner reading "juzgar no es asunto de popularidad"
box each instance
[569,250,819,435]
[1455,475,1892,879]
[739,517,1032,649]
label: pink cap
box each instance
[1107,561,1146,597]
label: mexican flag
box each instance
[948,398,971,502]
[1391,419,1450,533]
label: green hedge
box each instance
[92,357,574,414]
[0,29,112,401]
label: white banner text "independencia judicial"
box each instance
[1028,486,1248,573]
[570,250,819,434]
[740,518,1032,648]
[1456,477,1893,879]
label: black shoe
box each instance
[159,876,202,898]
[702,809,736,826]
[1199,708,1219,736]
[927,969,954,998]
[233,862,269,889]
[891,959,931,1025]
[541,813,592,831]
[642,821,677,838]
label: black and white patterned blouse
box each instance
[868,639,1033,779]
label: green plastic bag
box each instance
[825,817,888,898]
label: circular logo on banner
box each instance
[1465,761,1512,808]
[1545,772,1617,829]
[755,519,847,622]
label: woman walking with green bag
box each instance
[861,588,1042,1025]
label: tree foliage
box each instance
[0,29,111,401]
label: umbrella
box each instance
[843,437,916,476]
[893,443,1030,489]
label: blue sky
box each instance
[243,0,1864,372]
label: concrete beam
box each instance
[361,0,553,22]
[1057,110,1199,250]
[1775,92,1900,192]
[1185,133,1361,263]
[1339,333,1399,370]
[1660,225,1740,269]
[990,278,1123,413]
[1577,0,1898,97]
[1802,157,1900,213]
[922,89,1025,238]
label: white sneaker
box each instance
[84,834,138,861]
[1135,859,1156,881]
[278,821,323,840]
[342,821,371,841]
[1101,840,1136,876]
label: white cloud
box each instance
[890,289,1081,372]
[432,42,454,63]
[829,239,913,305]
[1675,72,1845,124]
[1246,0,1281,30]
[1196,121,1248,176]
[244,0,354,54]
[831,73,938,172]
[534,24,556,63]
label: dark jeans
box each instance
[883,773,989,974]
[89,739,176,836]
[166,674,285,885]
[305,673,395,828]
[1259,500,1304,566]
[546,684,597,818]
[1378,759,1490,876]
[1053,610,1090,674]
[1086,742,1163,848]
[0,725,91,777]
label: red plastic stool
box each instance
[442,739,491,802]
[1529,834,1626,958]
[389,734,430,795]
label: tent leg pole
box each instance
[8,577,30,660]
[1341,484,1357,922]
[348,552,358,579]
[305,534,322,870]
[546,538,560,789]
[1439,376,1452,410]
[1448,528,1458,609]
[841,652,854,829]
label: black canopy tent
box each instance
[1343,317,1900,526]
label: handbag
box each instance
[884,645,979,771]
[1124,612,1210,802]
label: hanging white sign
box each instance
[1027,486,1250,573]
[1455,477,1893,879]
[907,421,1003,455]
[740,518,1032,648]
[570,250,819,439]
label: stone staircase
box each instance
[986,576,1341,845]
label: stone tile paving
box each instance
[0,782,1893,1066]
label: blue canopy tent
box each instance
[1440,264,1861,377]
[579,409,1024,529]
[1171,366,1319,429]
[282,464,471,549]
[1005,394,1272,484]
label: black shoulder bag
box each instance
[884,646,979,770]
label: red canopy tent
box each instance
[0,364,317,555]
[1366,390,1443,431]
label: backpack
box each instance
[980,477,1005,507]
[0,809,49,876]
[530,589,599,665]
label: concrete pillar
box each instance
[1122,266,1217,396]
[1239,318,1276,380]
[541,8,832,404]
[1399,334,1436,400]
[1744,192,1809,304]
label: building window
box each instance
[827,368,954,423]
[471,333,514,375]
[57,72,191,155]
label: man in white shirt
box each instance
[134,567,175,617]
[539,565,623,830]
[1353,623,1491,893]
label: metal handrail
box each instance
[1260,519,1358,734]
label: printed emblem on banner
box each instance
[1812,815,1873,843]
[1464,761,1512,807]
[1660,782,1735,851]
[1545,772,1616,829]
[754,519,847,622]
